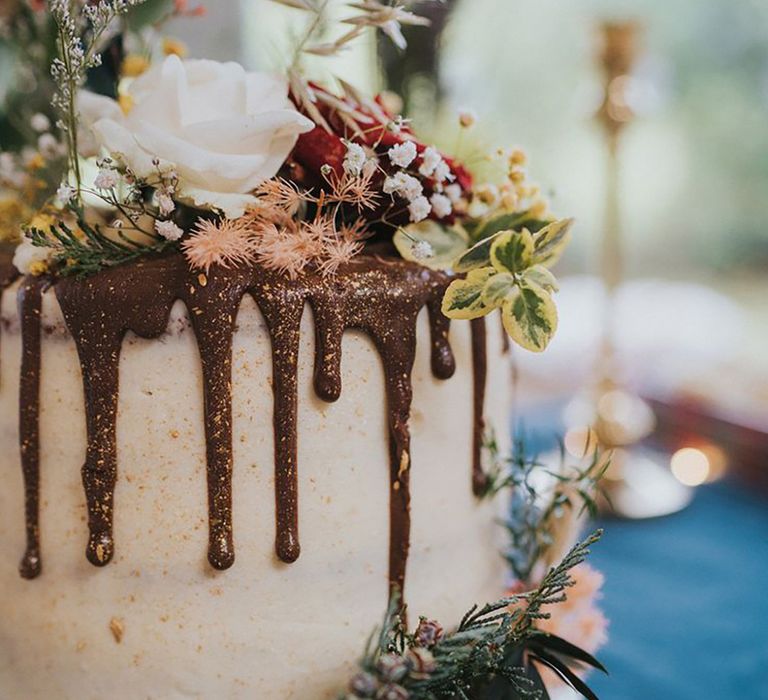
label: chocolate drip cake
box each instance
[0,252,511,698]
[0,2,605,697]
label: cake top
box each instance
[0,0,572,354]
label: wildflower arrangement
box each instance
[0,0,575,352]
[339,440,609,700]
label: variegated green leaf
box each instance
[481,272,516,306]
[523,264,559,292]
[393,222,469,271]
[501,281,558,353]
[441,267,495,320]
[453,234,497,273]
[490,228,534,275]
[532,218,574,267]
[472,210,529,242]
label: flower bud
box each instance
[414,618,444,648]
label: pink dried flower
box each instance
[256,178,315,216]
[182,217,256,272]
[325,170,381,211]
[301,214,336,246]
[318,236,364,277]
[254,221,318,279]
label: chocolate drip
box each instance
[372,319,417,598]
[55,266,177,572]
[187,276,240,570]
[18,278,45,578]
[256,289,304,564]
[15,252,492,599]
[427,296,455,380]
[471,318,489,496]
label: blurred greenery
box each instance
[439,0,768,276]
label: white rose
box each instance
[78,55,314,219]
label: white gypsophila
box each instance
[388,140,417,168]
[444,183,463,204]
[56,183,75,204]
[343,142,367,176]
[383,171,423,201]
[408,195,431,223]
[418,146,441,178]
[13,239,54,275]
[94,169,119,190]
[411,239,435,261]
[430,193,452,219]
[433,160,453,183]
[31,113,51,133]
[156,192,176,216]
[77,56,314,219]
[155,219,184,241]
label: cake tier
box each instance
[0,255,510,699]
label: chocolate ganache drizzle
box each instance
[11,252,491,598]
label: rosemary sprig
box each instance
[29,219,172,277]
[344,531,605,700]
[481,431,609,583]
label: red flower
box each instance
[288,83,472,227]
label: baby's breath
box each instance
[49,0,148,199]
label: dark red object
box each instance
[288,83,473,228]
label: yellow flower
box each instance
[27,212,57,233]
[26,153,45,171]
[529,200,549,219]
[509,149,527,167]
[0,198,26,242]
[121,54,151,78]
[162,37,188,58]
[28,260,49,276]
[119,93,135,116]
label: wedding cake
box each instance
[0,2,604,699]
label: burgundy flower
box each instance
[376,653,409,682]
[288,83,472,228]
[376,683,410,700]
[349,671,379,697]
[414,618,444,648]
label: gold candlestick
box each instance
[590,21,692,519]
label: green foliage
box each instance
[483,432,609,582]
[343,532,606,700]
[28,219,174,277]
[500,282,557,353]
[443,219,573,352]
[440,268,495,319]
